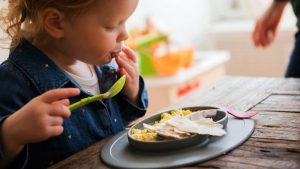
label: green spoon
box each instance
[68,75,126,111]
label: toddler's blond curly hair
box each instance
[0,0,96,48]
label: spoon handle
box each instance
[68,95,103,111]
[68,75,126,111]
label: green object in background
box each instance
[139,51,156,77]
[136,34,168,49]
[134,34,167,77]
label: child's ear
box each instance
[41,8,66,39]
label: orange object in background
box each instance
[152,54,181,76]
[152,48,195,76]
[126,18,196,77]
[176,48,194,68]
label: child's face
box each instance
[59,0,139,65]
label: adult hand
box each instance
[252,1,288,47]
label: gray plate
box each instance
[101,118,255,169]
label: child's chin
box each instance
[95,54,114,65]
[89,59,108,65]
[102,57,113,64]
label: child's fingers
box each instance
[121,46,137,62]
[40,88,80,103]
[49,104,71,118]
[49,116,64,126]
[52,99,70,106]
[48,126,64,136]
[115,55,136,77]
[116,54,134,69]
[119,67,127,76]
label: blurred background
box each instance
[0,0,297,113]
[124,0,297,113]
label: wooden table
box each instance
[50,76,300,169]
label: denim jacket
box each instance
[0,40,148,169]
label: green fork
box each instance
[68,75,126,111]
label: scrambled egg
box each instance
[130,109,191,141]
[131,128,157,141]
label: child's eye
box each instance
[105,25,117,31]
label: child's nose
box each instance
[118,26,129,42]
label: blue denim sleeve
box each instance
[118,76,148,123]
[0,116,29,169]
[0,61,36,168]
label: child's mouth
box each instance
[110,50,122,58]
[110,43,124,58]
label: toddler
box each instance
[0,0,148,168]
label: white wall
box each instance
[0,41,9,63]
[208,1,297,77]
[0,1,9,63]
[0,0,298,77]
[128,0,297,77]
[128,0,212,49]
[127,0,277,49]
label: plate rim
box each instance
[101,118,255,169]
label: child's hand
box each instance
[115,46,139,104]
[2,88,80,147]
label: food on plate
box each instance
[130,109,226,141]
[130,128,157,141]
[167,116,225,136]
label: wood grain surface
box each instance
[49,77,300,169]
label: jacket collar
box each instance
[8,39,71,93]
[9,39,119,94]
